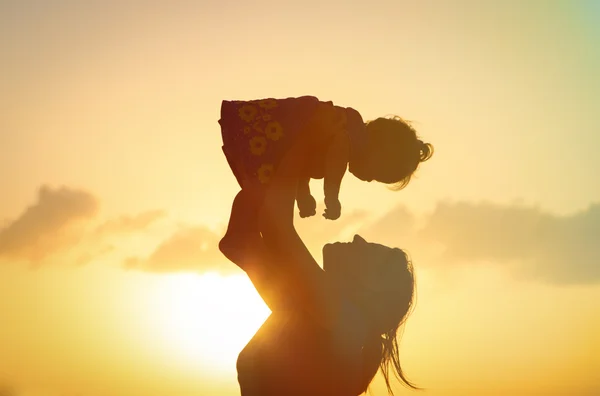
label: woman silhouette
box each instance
[220,122,419,395]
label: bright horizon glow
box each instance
[153,273,270,374]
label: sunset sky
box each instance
[1,1,599,395]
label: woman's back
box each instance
[237,310,368,396]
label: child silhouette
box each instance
[218,96,432,264]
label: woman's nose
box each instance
[353,234,367,244]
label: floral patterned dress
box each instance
[219,96,367,190]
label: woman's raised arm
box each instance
[253,132,343,329]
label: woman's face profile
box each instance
[323,234,401,294]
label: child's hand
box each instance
[297,194,317,218]
[323,197,341,220]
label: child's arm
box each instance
[323,131,350,220]
[296,176,317,218]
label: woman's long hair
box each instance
[360,253,419,395]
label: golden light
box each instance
[152,272,270,374]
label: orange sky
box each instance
[1,1,599,396]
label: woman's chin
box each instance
[322,242,339,254]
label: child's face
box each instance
[351,147,406,184]
[366,150,414,185]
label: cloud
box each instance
[123,208,370,274]
[0,185,168,268]
[11,185,596,285]
[93,210,166,235]
[74,210,166,266]
[415,201,600,285]
[0,384,15,396]
[73,245,116,267]
[0,185,98,263]
[355,205,417,248]
[123,226,232,273]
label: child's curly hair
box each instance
[365,116,434,190]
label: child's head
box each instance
[350,116,433,190]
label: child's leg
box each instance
[219,189,261,268]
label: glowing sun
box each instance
[153,272,270,373]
